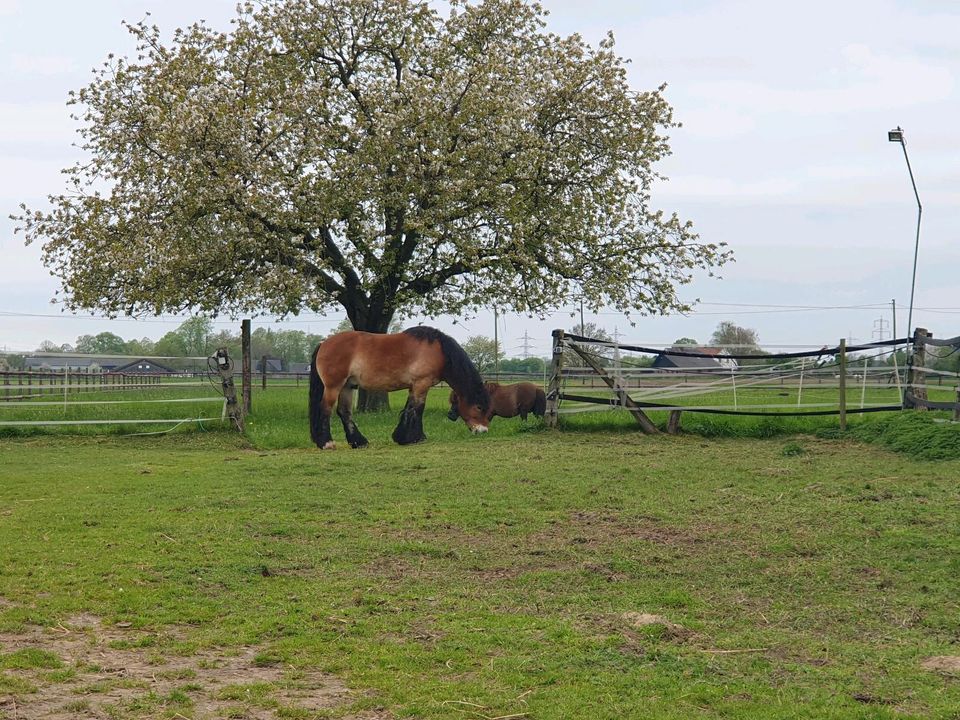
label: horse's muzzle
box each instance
[470,425,489,434]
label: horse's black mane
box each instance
[403,326,489,412]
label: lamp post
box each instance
[887,127,922,337]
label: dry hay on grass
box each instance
[0,613,390,720]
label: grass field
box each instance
[1,387,960,719]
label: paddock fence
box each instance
[0,351,241,433]
[545,327,960,433]
[1,370,166,401]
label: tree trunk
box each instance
[345,304,394,413]
[357,387,390,413]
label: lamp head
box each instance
[888,127,904,143]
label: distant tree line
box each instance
[7,317,324,371]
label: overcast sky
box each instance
[2,0,959,357]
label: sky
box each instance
[2,0,959,358]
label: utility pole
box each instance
[579,298,585,334]
[891,299,897,339]
[493,308,499,380]
[612,326,623,386]
[887,127,922,339]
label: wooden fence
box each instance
[1,370,166,401]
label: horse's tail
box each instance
[533,387,547,418]
[308,343,325,446]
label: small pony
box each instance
[448,381,546,423]
[309,326,491,449]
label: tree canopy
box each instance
[74,332,128,355]
[462,335,504,374]
[564,321,612,366]
[15,0,729,338]
[28,319,323,369]
[710,321,761,354]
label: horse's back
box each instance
[315,330,445,391]
[313,331,362,380]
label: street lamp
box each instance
[887,126,922,338]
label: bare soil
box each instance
[0,614,391,720]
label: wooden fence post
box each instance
[839,338,847,431]
[667,410,682,435]
[214,347,244,432]
[241,319,252,415]
[905,328,929,410]
[545,330,564,428]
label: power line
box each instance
[691,301,889,309]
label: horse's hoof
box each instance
[350,439,369,449]
[322,441,337,450]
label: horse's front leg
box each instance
[392,386,428,445]
[337,385,369,449]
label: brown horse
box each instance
[310,327,491,449]
[448,381,546,423]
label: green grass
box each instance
[846,412,960,460]
[2,374,958,449]
[0,382,226,438]
[2,395,960,718]
[0,648,64,670]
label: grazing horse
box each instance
[448,381,546,423]
[309,327,490,449]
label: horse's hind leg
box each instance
[337,386,369,449]
[315,386,342,449]
[392,385,428,445]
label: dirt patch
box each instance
[620,612,693,642]
[0,615,391,719]
[376,513,712,555]
[364,513,717,587]
[920,656,960,673]
[577,610,695,651]
[622,612,684,632]
[531,511,711,550]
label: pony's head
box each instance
[456,396,489,433]
[447,389,490,432]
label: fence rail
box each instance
[545,328,960,432]
[0,370,172,401]
[0,351,241,432]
